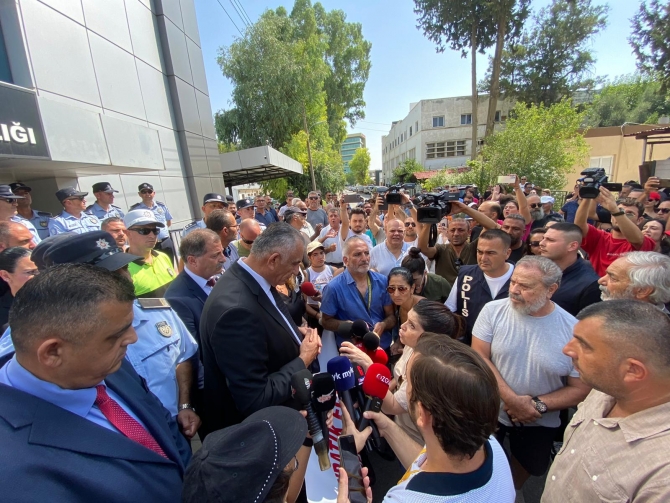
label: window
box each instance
[589,156,614,176]
[415,121,419,132]
[401,153,406,162]
[0,26,12,84]
[495,111,501,122]
[426,142,445,158]
[460,114,472,125]
[401,133,404,142]
[446,141,466,157]
[409,126,413,137]
[432,116,444,128]
[408,148,416,160]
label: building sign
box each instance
[0,82,49,159]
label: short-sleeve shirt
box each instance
[561,200,579,223]
[306,207,328,229]
[340,228,373,252]
[419,273,452,304]
[181,219,206,237]
[130,201,172,240]
[472,298,579,428]
[85,202,124,221]
[22,210,51,240]
[320,269,393,348]
[255,210,277,227]
[128,250,176,297]
[318,225,343,264]
[11,216,41,245]
[48,211,101,236]
[581,224,656,276]
[370,241,411,277]
[432,241,478,285]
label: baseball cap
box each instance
[9,182,31,193]
[123,209,165,229]
[182,406,307,503]
[649,192,661,201]
[225,195,234,202]
[55,187,88,203]
[138,183,154,192]
[0,185,24,199]
[540,196,555,204]
[203,193,227,205]
[236,198,255,209]
[32,234,76,270]
[47,231,140,271]
[92,182,118,193]
[284,206,307,217]
[306,241,325,255]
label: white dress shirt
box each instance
[184,265,213,296]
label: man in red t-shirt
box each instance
[575,186,655,276]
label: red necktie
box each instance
[94,385,168,459]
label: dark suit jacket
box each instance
[0,359,191,502]
[199,262,306,433]
[165,270,208,344]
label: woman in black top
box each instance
[0,247,38,330]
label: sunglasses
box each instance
[130,227,159,235]
[140,190,153,195]
[529,203,542,209]
[242,238,254,245]
[658,208,670,214]
[387,286,410,293]
[65,197,85,202]
[530,241,542,247]
[308,196,319,200]
[0,198,17,204]
[404,222,416,227]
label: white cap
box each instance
[540,196,555,204]
[123,209,165,228]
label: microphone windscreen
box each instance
[290,369,313,406]
[353,364,365,387]
[371,348,388,365]
[361,363,391,399]
[311,372,336,412]
[336,321,354,338]
[300,281,319,297]
[326,356,356,392]
[362,331,380,351]
[351,320,369,339]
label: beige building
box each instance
[564,125,670,190]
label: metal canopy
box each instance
[219,145,303,187]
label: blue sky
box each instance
[194,0,642,172]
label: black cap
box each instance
[92,182,118,193]
[225,195,234,202]
[182,406,307,503]
[0,185,24,199]
[32,234,76,270]
[203,193,227,205]
[9,182,31,193]
[55,187,88,203]
[236,198,254,209]
[138,183,154,192]
[47,231,140,271]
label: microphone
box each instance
[327,356,358,424]
[351,320,369,340]
[362,331,380,351]
[355,332,388,365]
[300,281,319,297]
[358,363,392,432]
[291,370,331,471]
[311,372,336,438]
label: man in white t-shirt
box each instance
[471,256,591,497]
[339,196,373,251]
[370,218,411,277]
[317,208,343,267]
[338,332,515,502]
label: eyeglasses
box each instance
[387,286,410,293]
[658,208,670,214]
[529,203,542,209]
[140,190,153,195]
[242,238,254,245]
[308,196,319,200]
[530,241,542,247]
[404,222,416,227]
[130,227,159,235]
[0,198,17,204]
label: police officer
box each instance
[0,184,41,245]
[235,198,266,231]
[48,187,101,236]
[10,182,51,240]
[0,231,202,438]
[129,183,172,245]
[85,182,125,220]
[182,193,227,238]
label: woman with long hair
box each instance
[0,247,37,329]
[401,247,451,303]
[642,218,670,256]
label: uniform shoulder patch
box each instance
[184,220,198,229]
[129,202,141,209]
[36,211,52,217]
[137,298,171,310]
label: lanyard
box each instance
[355,273,372,314]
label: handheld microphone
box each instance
[351,320,369,340]
[291,370,331,471]
[327,356,357,424]
[358,363,392,432]
[355,332,388,365]
[300,281,319,297]
[362,331,379,351]
[311,372,336,438]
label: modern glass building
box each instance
[340,133,366,172]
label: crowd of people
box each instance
[0,175,669,503]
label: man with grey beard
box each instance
[528,195,563,230]
[471,256,591,499]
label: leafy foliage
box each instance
[391,159,424,184]
[584,75,670,127]
[491,0,608,106]
[348,147,372,184]
[630,0,670,94]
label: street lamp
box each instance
[303,112,327,192]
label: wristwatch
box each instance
[531,396,548,414]
[178,403,195,412]
[610,210,625,217]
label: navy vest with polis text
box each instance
[455,264,511,345]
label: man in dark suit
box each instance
[200,223,321,432]
[0,264,191,502]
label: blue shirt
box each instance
[561,200,579,223]
[0,301,198,417]
[11,215,41,244]
[16,210,51,240]
[85,202,125,221]
[130,201,173,240]
[0,356,147,434]
[48,210,101,235]
[255,209,277,227]
[320,269,393,348]
[181,219,205,237]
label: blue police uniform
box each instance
[0,299,198,417]
[85,201,125,221]
[181,219,205,237]
[11,216,41,244]
[129,201,172,241]
[48,210,101,235]
[16,210,51,240]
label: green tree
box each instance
[392,159,424,184]
[348,147,372,184]
[630,0,670,94]
[584,75,670,127]
[475,101,589,190]
[491,0,608,106]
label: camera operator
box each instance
[574,186,655,276]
